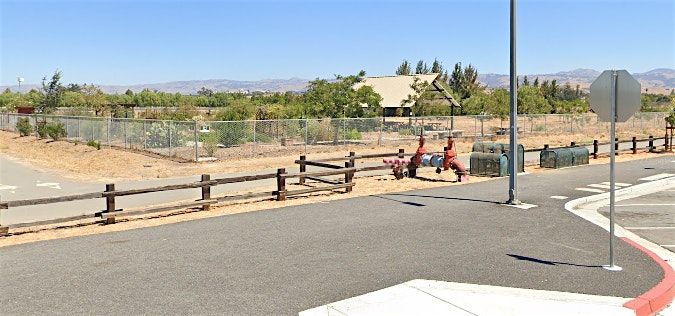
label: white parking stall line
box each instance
[638,173,673,181]
[575,188,605,193]
[588,184,611,189]
[615,204,675,207]
[600,182,631,187]
[36,182,62,190]
[550,196,569,200]
[624,227,675,230]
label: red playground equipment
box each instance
[384,135,469,182]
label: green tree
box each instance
[303,71,382,118]
[39,70,64,113]
[415,60,429,74]
[517,85,550,114]
[396,60,412,75]
[522,76,529,86]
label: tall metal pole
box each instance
[508,0,520,204]
[605,70,622,271]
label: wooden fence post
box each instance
[648,135,654,153]
[665,133,670,150]
[543,144,549,151]
[299,155,306,185]
[398,148,405,158]
[615,137,619,154]
[349,151,356,168]
[570,141,576,147]
[0,197,8,236]
[201,174,211,211]
[632,137,637,154]
[592,140,598,159]
[344,162,353,193]
[105,184,116,224]
[276,168,286,201]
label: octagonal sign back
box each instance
[590,70,641,122]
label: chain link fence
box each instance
[1,112,668,161]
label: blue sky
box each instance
[1,0,673,86]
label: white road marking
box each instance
[615,203,675,207]
[661,245,675,247]
[550,196,568,200]
[0,184,18,191]
[576,188,605,193]
[588,184,611,189]
[504,203,538,210]
[624,227,675,230]
[36,182,61,189]
[638,173,673,181]
[600,182,631,187]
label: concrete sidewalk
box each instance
[300,279,634,316]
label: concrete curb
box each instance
[564,176,675,316]
[621,237,675,316]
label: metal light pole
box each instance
[508,0,520,204]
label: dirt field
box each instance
[0,130,661,182]
[1,150,671,247]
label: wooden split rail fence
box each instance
[0,149,408,234]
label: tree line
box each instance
[1,67,672,122]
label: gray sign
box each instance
[590,70,641,122]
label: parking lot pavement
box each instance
[598,185,675,253]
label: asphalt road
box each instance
[0,139,658,226]
[1,155,672,315]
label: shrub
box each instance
[345,128,362,140]
[36,121,48,138]
[16,117,33,136]
[307,120,334,144]
[202,131,220,157]
[45,122,67,141]
[86,140,101,150]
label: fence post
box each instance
[665,133,669,150]
[344,161,353,193]
[76,116,81,139]
[168,121,173,157]
[592,140,598,159]
[378,116,383,146]
[632,137,637,154]
[194,120,199,161]
[276,168,286,201]
[201,174,211,211]
[106,118,111,146]
[304,119,308,154]
[34,115,39,138]
[123,119,128,149]
[0,197,8,236]
[615,137,619,154]
[253,120,257,157]
[299,155,306,185]
[349,151,356,168]
[343,118,347,146]
[570,142,575,147]
[648,135,654,153]
[543,144,549,151]
[91,121,95,141]
[104,184,116,224]
[143,120,147,149]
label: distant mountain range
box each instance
[479,68,675,94]
[3,68,674,95]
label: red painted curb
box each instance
[621,237,675,316]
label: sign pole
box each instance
[605,70,622,271]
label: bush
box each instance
[86,140,101,150]
[45,122,67,140]
[307,120,334,144]
[16,117,33,136]
[202,131,220,157]
[36,121,48,138]
[345,128,362,140]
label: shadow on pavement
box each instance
[507,254,603,268]
[373,195,426,207]
[384,193,503,205]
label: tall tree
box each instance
[39,70,64,113]
[431,59,443,74]
[522,76,529,86]
[533,77,540,87]
[415,60,429,74]
[396,60,412,75]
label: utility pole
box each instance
[508,0,520,205]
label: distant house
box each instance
[353,73,460,117]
